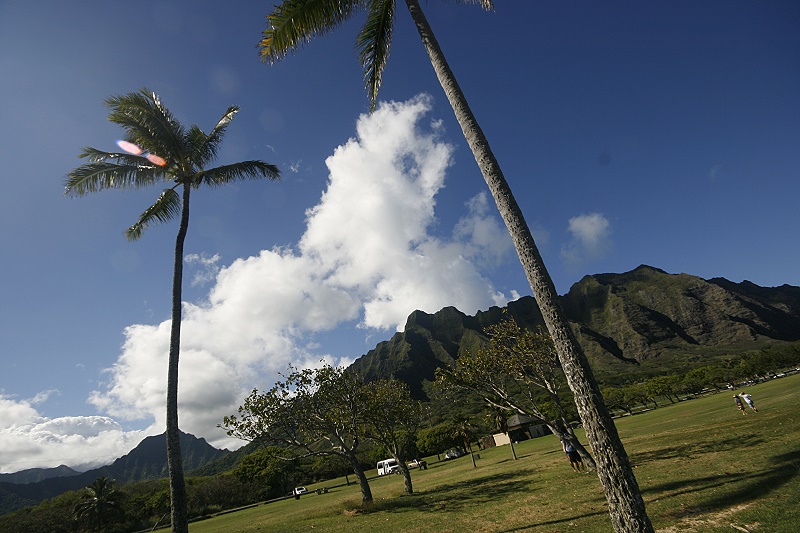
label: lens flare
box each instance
[116,140,143,155]
[146,154,167,166]
[115,140,167,166]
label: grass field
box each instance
[190,373,800,532]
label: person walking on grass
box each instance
[734,395,748,415]
[739,393,758,412]
[561,435,584,472]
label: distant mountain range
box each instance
[0,432,227,515]
[0,465,80,485]
[351,265,800,396]
[3,265,798,514]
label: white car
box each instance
[293,487,308,496]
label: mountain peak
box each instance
[351,266,800,397]
[0,431,229,515]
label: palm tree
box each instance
[451,417,478,468]
[65,89,280,533]
[258,3,653,531]
[73,477,125,532]
[484,407,516,461]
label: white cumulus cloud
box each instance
[185,253,222,287]
[0,394,147,473]
[561,212,613,265]
[5,95,520,469]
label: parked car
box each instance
[408,459,428,470]
[444,448,465,460]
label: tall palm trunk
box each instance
[166,183,190,533]
[404,1,652,531]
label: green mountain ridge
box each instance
[0,465,80,485]
[351,265,800,394]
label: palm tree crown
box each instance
[260,0,493,110]
[73,476,125,532]
[65,88,280,238]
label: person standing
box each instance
[561,434,584,472]
[739,393,758,412]
[734,395,747,415]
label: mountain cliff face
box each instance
[563,265,800,363]
[350,265,800,396]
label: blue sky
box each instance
[1,1,798,472]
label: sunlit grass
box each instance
[190,373,799,532]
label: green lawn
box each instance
[190,373,800,532]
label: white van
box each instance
[376,458,400,476]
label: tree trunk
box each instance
[398,462,413,494]
[166,184,190,533]
[466,441,477,468]
[347,452,373,505]
[404,2,653,531]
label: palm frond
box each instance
[259,0,367,63]
[199,105,239,165]
[79,146,169,169]
[65,160,164,196]
[185,125,208,170]
[124,188,182,240]
[444,0,494,10]
[196,161,280,188]
[357,0,395,111]
[105,89,185,168]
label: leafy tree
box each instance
[65,89,280,533]
[416,422,460,458]
[363,379,424,493]
[233,447,300,498]
[73,477,125,532]
[682,366,715,396]
[645,375,682,404]
[257,5,652,530]
[625,383,657,410]
[735,345,800,379]
[602,386,635,416]
[312,454,353,484]
[222,364,375,505]
[436,317,596,469]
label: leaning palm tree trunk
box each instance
[404,1,652,531]
[166,184,191,533]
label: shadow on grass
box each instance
[497,509,610,533]
[632,432,766,464]
[368,470,538,515]
[496,449,800,531]
[497,451,800,532]
[644,449,800,518]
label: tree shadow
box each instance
[374,470,538,514]
[642,448,800,519]
[497,449,800,531]
[497,509,610,532]
[632,432,766,464]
